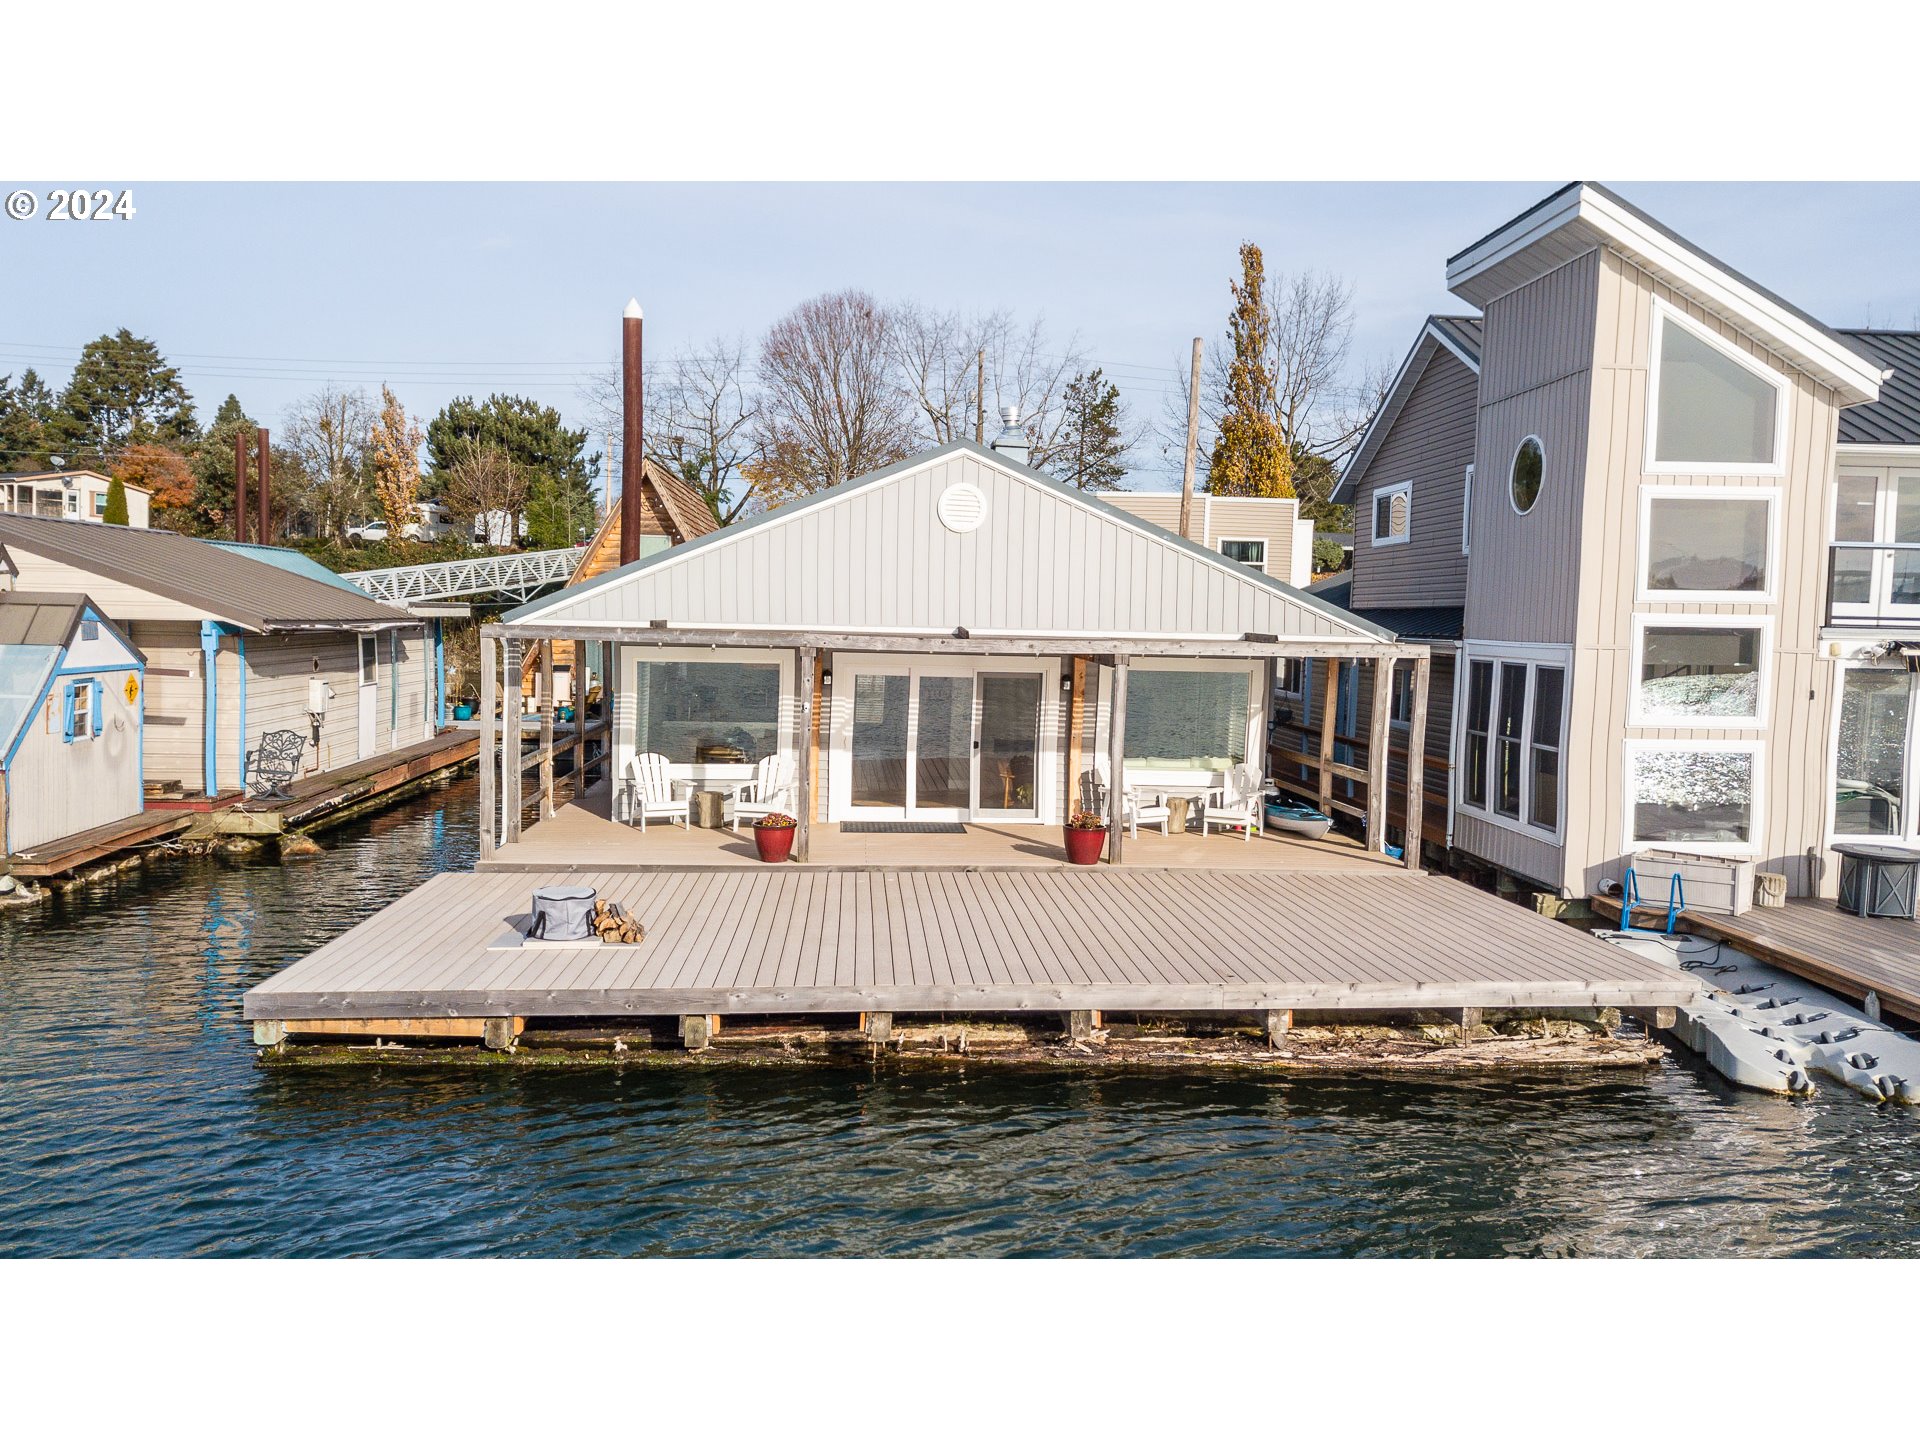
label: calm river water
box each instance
[2,774,1917,1258]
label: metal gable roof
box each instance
[1305,574,1463,642]
[0,591,143,659]
[505,440,1396,643]
[1836,330,1920,447]
[0,514,415,632]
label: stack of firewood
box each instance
[592,899,644,944]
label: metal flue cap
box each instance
[999,404,1020,425]
[624,298,644,319]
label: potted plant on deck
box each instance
[1063,810,1108,866]
[752,812,798,863]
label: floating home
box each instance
[0,469,152,528]
[245,434,1696,1052]
[0,593,145,858]
[0,514,447,807]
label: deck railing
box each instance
[1827,540,1920,630]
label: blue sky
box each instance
[5,182,1917,491]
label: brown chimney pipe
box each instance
[619,299,644,566]
[256,427,271,544]
[234,429,249,542]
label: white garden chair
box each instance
[726,755,796,832]
[1081,762,1172,838]
[622,751,687,831]
[1203,763,1263,842]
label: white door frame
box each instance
[827,656,1058,824]
[356,635,378,760]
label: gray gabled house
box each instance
[1307,181,1911,903]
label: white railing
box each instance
[343,547,588,604]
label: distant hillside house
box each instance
[0,593,145,854]
[0,514,442,803]
[1,470,151,528]
[1104,491,1313,588]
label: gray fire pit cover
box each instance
[529,884,598,940]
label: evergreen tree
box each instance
[1207,243,1293,498]
[1041,369,1130,491]
[191,397,258,535]
[0,369,57,472]
[425,393,595,544]
[52,330,199,462]
[102,475,130,525]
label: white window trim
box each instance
[1508,436,1544,517]
[1643,297,1790,478]
[1370,480,1411,547]
[1461,463,1474,555]
[1622,738,1765,858]
[621,643,798,792]
[1453,641,1571,844]
[1825,659,1919,849]
[1274,656,1306,701]
[1216,535,1267,567]
[1635,483,1781,606]
[1627,614,1772,731]
[1388,663,1413,731]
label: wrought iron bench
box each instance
[245,729,308,800]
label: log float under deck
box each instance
[245,867,1697,1025]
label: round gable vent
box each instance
[937,482,987,534]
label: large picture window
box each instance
[1648,306,1785,471]
[1641,487,1775,601]
[632,658,781,765]
[1626,743,1759,851]
[1834,667,1913,840]
[1631,620,1767,726]
[1125,667,1249,770]
[1459,649,1566,837]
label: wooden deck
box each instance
[481,780,1402,874]
[1594,894,1920,1024]
[216,729,481,834]
[246,866,1696,1024]
[6,810,195,879]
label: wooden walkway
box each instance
[7,811,195,879]
[219,729,480,834]
[246,867,1696,1024]
[1594,894,1920,1024]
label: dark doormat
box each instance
[840,821,969,835]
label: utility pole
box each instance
[975,348,985,443]
[1178,336,1203,539]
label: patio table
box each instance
[673,778,746,830]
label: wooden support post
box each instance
[478,633,497,857]
[679,1014,712,1051]
[539,642,556,821]
[1628,1006,1677,1032]
[252,1019,286,1048]
[1317,656,1338,814]
[1107,654,1128,864]
[1457,1007,1482,1041]
[1404,649,1429,871]
[482,1016,520,1051]
[571,636,587,799]
[865,1011,892,1043]
[1366,654,1393,853]
[503,640,524,843]
[1265,1009,1292,1048]
[795,647,815,862]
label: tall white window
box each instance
[1833,666,1915,841]
[1625,742,1760,853]
[1630,618,1769,727]
[1371,481,1411,546]
[1647,304,1787,473]
[1460,649,1566,838]
[1639,486,1777,602]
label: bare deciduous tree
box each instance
[436,438,529,540]
[281,384,373,541]
[651,336,759,525]
[747,289,915,506]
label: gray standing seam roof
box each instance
[1836,330,1920,446]
[0,514,415,632]
[1427,314,1483,368]
[0,591,145,659]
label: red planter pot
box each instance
[754,824,797,863]
[1063,826,1107,865]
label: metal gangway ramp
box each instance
[343,546,587,604]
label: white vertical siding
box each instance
[6,670,142,851]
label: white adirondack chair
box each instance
[727,755,796,831]
[1082,761,1172,838]
[1203,763,1264,841]
[623,751,687,830]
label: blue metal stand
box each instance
[1620,867,1684,935]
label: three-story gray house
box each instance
[1307,181,1912,904]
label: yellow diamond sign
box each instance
[124,674,140,706]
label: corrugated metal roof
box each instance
[209,540,372,595]
[0,514,415,632]
[1306,574,1463,642]
[0,593,89,647]
[1836,330,1920,447]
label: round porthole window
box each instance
[1510,436,1543,515]
[937,482,987,534]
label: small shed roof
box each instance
[0,590,143,658]
[0,515,415,633]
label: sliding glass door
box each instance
[835,664,1049,822]
[1835,665,1918,844]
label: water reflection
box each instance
[2,773,1917,1258]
